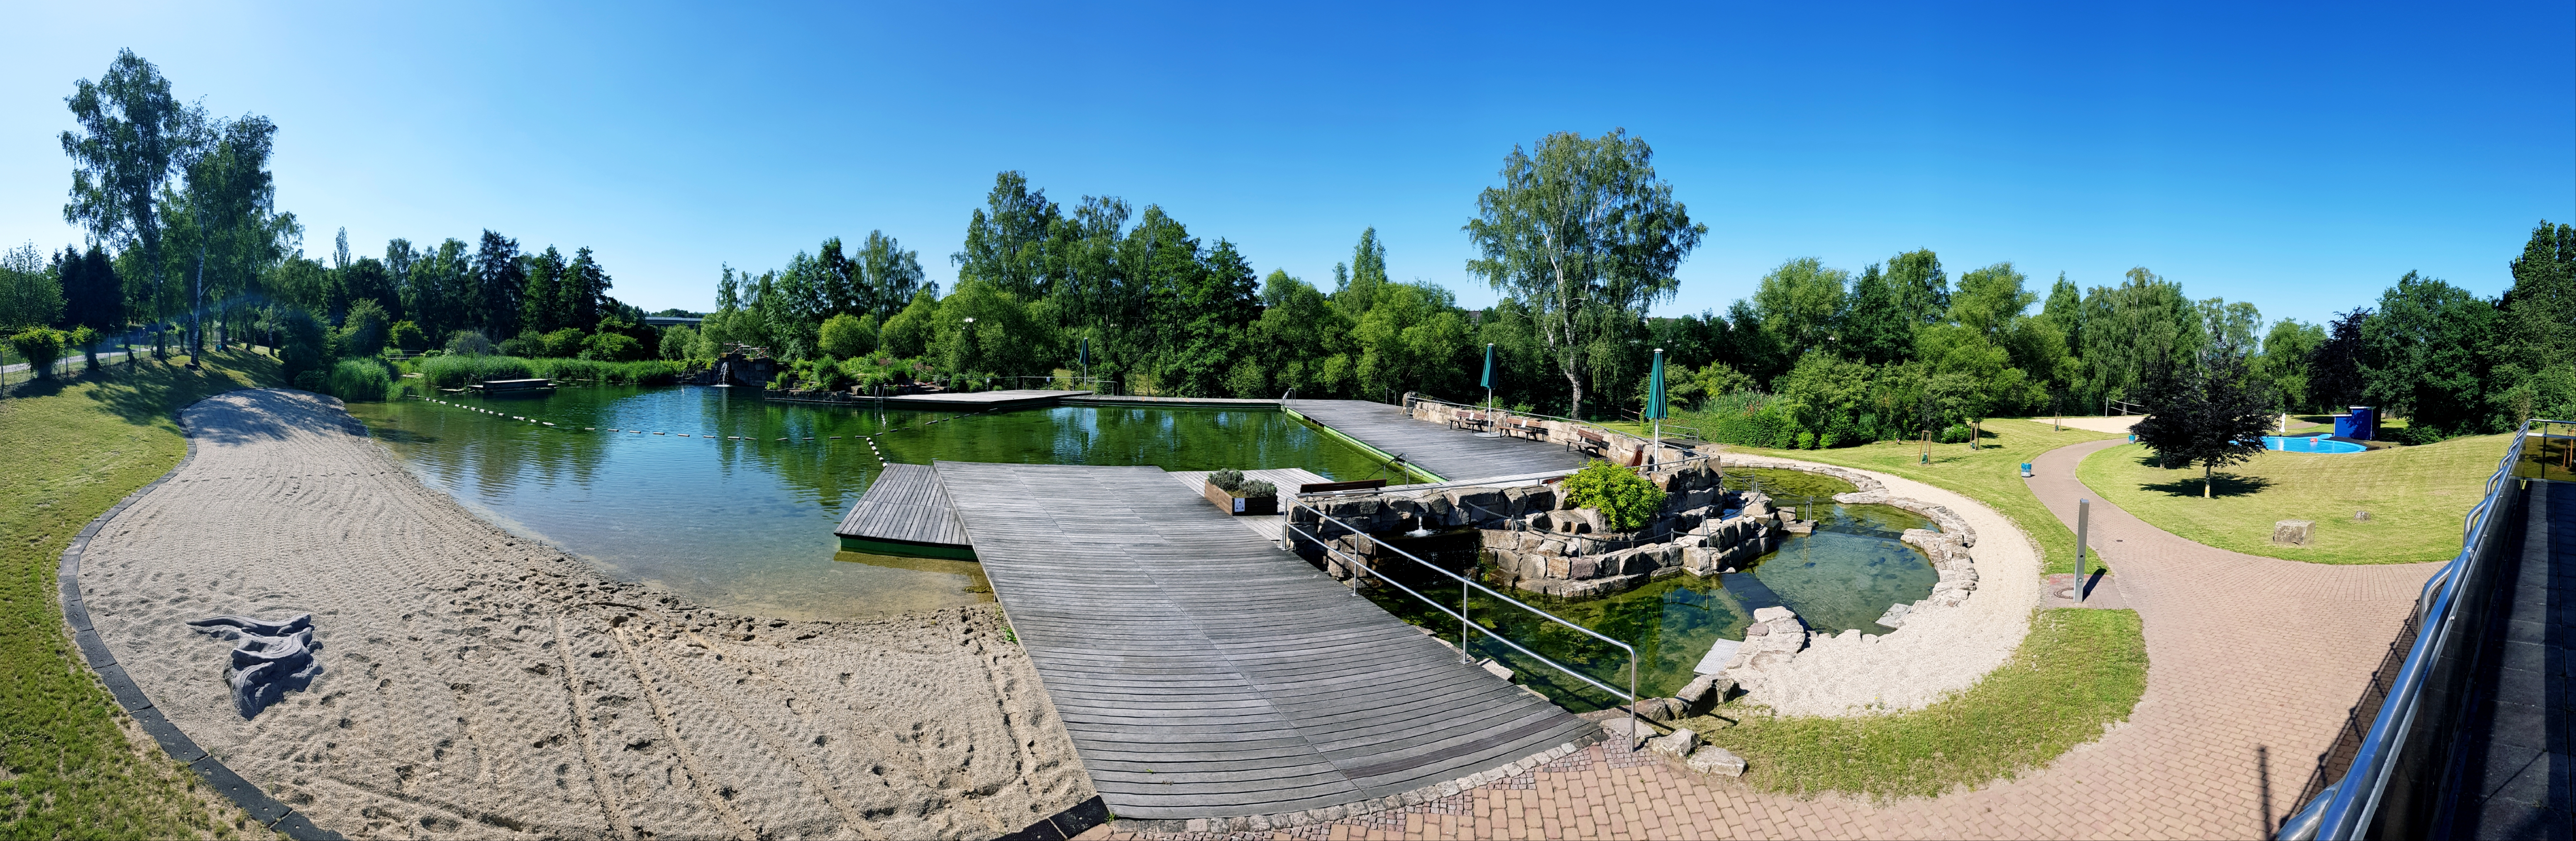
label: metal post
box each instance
[1460,577,1472,664]
[2074,499,2090,605]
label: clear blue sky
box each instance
[3,1,2568,327]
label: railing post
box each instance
[1460,576,1472,663]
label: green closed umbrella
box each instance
[1480,344,1495,405]
[1646,349,1667,466]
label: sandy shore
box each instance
[1722,454,2043,717]
[76,389,1092,840]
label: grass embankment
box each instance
[2076,433,2509,564]
[0,351,277,837]
[1660,420,2121,576]
[405,354,686,390]
[1684,607,2147,799]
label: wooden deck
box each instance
[1284,400,1589,483]
[1165,468,1333,543]
[934,461,1594,821]
[832,463,974,558]
[881,388,1088,411]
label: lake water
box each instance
[347,385,1392,619]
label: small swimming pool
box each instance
[2263,435,2366,454]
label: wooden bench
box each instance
[1449,410,1494,433]
[1502,418,1549,441]
[1570,428,1609,457]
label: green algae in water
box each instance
[348,385,1392,620]
[1365,498,1937,712]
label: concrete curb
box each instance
[56,392,345,841]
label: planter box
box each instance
[1203,480,1279,516]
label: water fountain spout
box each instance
[715,361,732,388]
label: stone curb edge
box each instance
[1107,731,1609,836]
[56,392,347,841]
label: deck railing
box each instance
[1281,498,1644,745]
[2277,418,2561,839]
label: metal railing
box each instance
[1282,497,1643,743]
[2277,418,2559,840]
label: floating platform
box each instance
[833,463,974,559]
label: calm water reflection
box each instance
[348,385,1390,619]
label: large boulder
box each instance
[1645,727,1700,758]
[1678,673,1735,715]
[2272,519,2315,546]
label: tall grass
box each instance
[416,354,534,388]
[326,358,396,402]
[528,357,685,386]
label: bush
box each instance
[1238,479,1277,498]
[7,327,67,379]
[818,313,877,358]
[326,358,396,402]
[1560,460,1665,532]
[526,357,684,386]
[1939,424,1974,444]
[1795,431,1817,449]
[1209,468,1245,492]
[390,320,427,352]
[581,332,646,362]
[275,308,330,383]
[418,354,535,388]
[341,300,390,354]
[291,370,327,391]
[444,330,496,356]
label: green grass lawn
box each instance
[1684,607,2147,799]
[1,351,277,838]
[2075,434,2508,564]
[1674,420,2122,576]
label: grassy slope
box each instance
[1686,608,2148,799]
[2075,433,2508,564]
[1647,420,2122,576]
[0,351,276,838]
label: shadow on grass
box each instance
[2134,469,2276,498]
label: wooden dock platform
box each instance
[933,461,1595,821]
[881,388,1089,411]
[833,463,974,559]
[1284,399,1588,483]
[1166,468,1333,543]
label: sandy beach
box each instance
[75,389,1093,840]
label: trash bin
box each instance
[2020,462,2033,478]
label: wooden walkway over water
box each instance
[1284,399,1589,483]
[933,461,1594,821]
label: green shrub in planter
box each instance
[1209,469,1245,492]
[1560,460,1665,532]
[1238,480,1277,498]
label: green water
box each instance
[1365,471,1939,712]
[347,385,1392,619]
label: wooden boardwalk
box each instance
[882,388,1089,411]
[934,461,1594,821]
[1166,468,1333,543]
[1284,399,1589,483]
[832,463,974,558]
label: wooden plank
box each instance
[832,463,973,554]
[934,461,1593,821]
[1283,400,1590,483]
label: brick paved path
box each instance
[1092,439,2445,840]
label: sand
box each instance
[76,389,1092,840]
[1721,454,2043,717]
[2021,415,2141,435]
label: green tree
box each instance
[471,230,524,338]
[952,172,1060,304]
[1753,258,1848,360]
[1560,461,1665,531]
[2080,268,2198,411]
[877,290,940,358]
[1885,249,1949,327]
[1353,282,1472,402]
[1838,264,1913,365]
[171,113,283,356]
[339,299,390,356]
[520,246,568,332]
[61,49,198,359]
[1248,271,1356,398]
[857,231,924,322]
[2252,319,2324,412]
[1465,129,1705,419]
[2359,271,2495,434]
[817,312,877,358]
[1948,263,2033,339]
[389,319,427,353]
[0,243,66,332]
[1333,228,1391,316]
[8,327,68,379]
[2491,221,2576,422]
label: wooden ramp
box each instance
[1284,399,1588,483]
[935,461,1594,821]
[833,464,974,558]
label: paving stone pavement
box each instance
[1086,438,2448,840]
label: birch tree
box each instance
[1465,129,1703,419]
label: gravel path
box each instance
[1720,454,2042,717]
[76,389,1093,840]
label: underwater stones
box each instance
[1686,745,1748,777]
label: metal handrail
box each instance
[1282,499,1643,743]
[2281,418,2565,839]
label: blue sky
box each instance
[2,2,2568,326]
